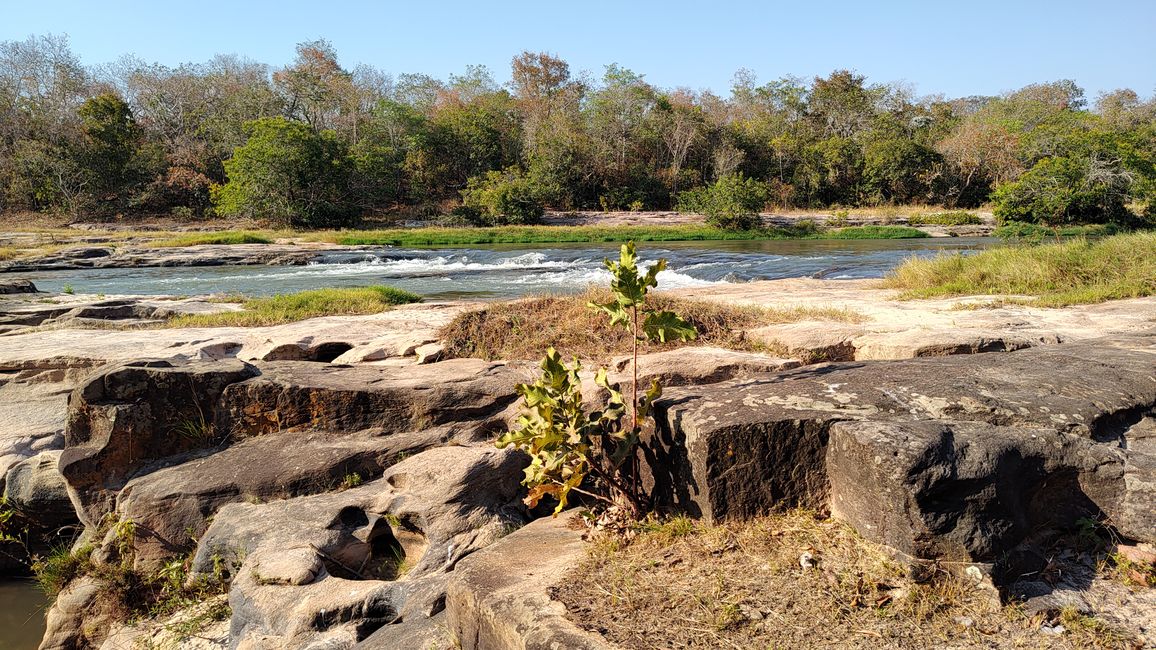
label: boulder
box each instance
[442,511,617,650]
[647,336,1156,556]
[3,451,78,533]
[826,420,1123,563]
[215,359,525,438]
[59,358,260,525]
[0,279,38,294]
[332,332,439,364]
[39,576,107,650]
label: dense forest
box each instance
[1,34,1154,228]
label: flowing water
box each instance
[0,580,49,649]
[18,237,994,299]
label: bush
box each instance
[460,168,545,225]
[908,211,982,226]
[992,156,1131,226]
[677,175,769,230]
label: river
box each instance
[17,237,993,299]
[0,580,49,649]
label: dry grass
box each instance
[556,511,1140,650]
[440,289,863,362]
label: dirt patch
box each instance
[554,511,1145,649]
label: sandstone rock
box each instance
[414,342,445,365]
[98,595,230,650]
[59,358,260,525]
[188,446,530,649]
[442,511,617,650]
[39,576,106,650]
[610,346,800,387]
[3,451,77,533]
[332,332,439,364]
[113,428,463,570]
[648,336,1156,553]
[852,329,1061,360]
[215,359,524,438]
[826,420,1123,562]
[0,279,38,294]
[744,323,862,361]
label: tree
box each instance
[459,167,545,225]
[213,117,353,226]
[992,155,1133,225]
[677,174,768,229]
[274,40,355,134]
[77,92,149,203]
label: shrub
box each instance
[496,242,696,517]
[677,174,769,230]
[992,156,1132,226]
[460,168,545,225]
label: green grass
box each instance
[907,211,982,226]
[825,225,929,239]
[167,286,423,327]
[993,221,1124,240]
[332,223,928,246]
[154,231,275,247]
[884,232,1156,306]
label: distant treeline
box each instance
[1,34,1154,227]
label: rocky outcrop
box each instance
[441,512,616,650]
[113,426,478,570]
[215,359,524,438]
[647,334,1156,568]
[0,243,321,273]
[186,446,530,649]
[3,451,77,534]
[60,358,260,525]
[610,346,800,387]
[0,279,38,294]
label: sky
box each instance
[3,0,1154,101]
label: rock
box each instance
[332,332,439,364]
[744,323,862,362]
[443,511,617,650]
[414,342,445,365]
[112,427,470,570]
[99,595,230,650]
[59,358,260,525]
[3,451,78,533]
[0,279,38,294]
[215,359,524,438]
[189,446,531,649]
[610,346,800,387]
[646,336,1156,555]
[40,576,107,650]
[852,329,1060,360]
[826,420,1122,562]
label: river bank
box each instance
[0,234,1152,649]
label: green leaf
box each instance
[642,310,697,343]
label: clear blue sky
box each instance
[4,0,1154,100]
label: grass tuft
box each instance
[153,231,274,247]
[884,232,1156,307]
[167,286,422,328]
[826,225,929,239]
[440,289,864,362]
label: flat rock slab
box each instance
[217,358,526,437]
[443,512,618,650]
[611,346,800,387]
